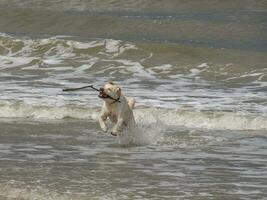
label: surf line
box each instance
[62,85,121,103]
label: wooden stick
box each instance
[62,85,99,92]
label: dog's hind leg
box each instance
[111,117,124,135]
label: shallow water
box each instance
[0,119,266,200]
[0,0,267,199]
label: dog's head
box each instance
[98,82,121,103]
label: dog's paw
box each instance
[110,132,117,136]
[101,127,108,132]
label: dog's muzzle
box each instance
[98,87,121,103]
[98,87,108,99]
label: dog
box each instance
[98,82,136,136]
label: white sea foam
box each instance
[116,114,165,146]
[0,101,99,119]
[43,59,62,65]
[66,40,103,49]
[197,63,209,68]
[0,55,36,68]
[102,39,138,57]
[0,33,266,131]
[135,108,267,131]
[112,59,155,78]
[152,64,173,71]
[0,101,266,131]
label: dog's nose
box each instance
[100,87,104,92]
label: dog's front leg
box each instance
[111,117,124,136]
[99,113,108,132]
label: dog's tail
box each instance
[127,97,135,109]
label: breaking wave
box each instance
[0,33,266,133]
[0,101,266,131]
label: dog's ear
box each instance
[116,87,121,96]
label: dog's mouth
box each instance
[98,91,108,99]
[98,87,121,103]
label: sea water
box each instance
[0,0,267,199]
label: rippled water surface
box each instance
[0,119,267,200]
[0,0,267,199]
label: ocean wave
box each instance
[0,33,137,58]
[0,102,266,131]
[0,33,266,117]
[1,33,266,82]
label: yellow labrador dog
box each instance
[98,82,136,136]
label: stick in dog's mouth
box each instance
[98,87,120,103]
[62,85,99,92]
[62,85,120,103]
[98,87,106,98]
[98,91,108,99]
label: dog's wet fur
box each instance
[98,82,135,136]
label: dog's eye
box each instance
[107,88,111,92]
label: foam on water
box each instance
[0,33,266,127]
[0,101,98,119]
[0,101,266,131]
[0,3,266,199]
[0,55,36,69]
[116,116,165,146]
